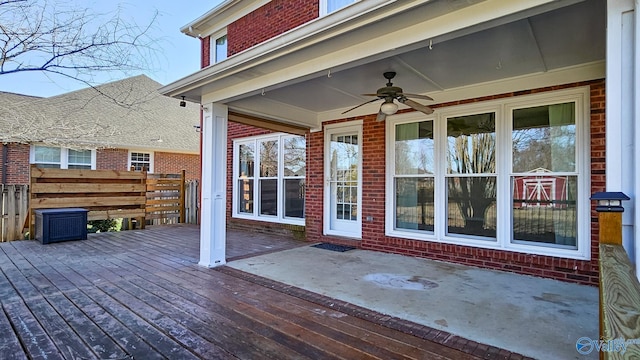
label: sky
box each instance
[0,0,223,97]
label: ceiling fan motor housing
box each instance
[377,86,403,98]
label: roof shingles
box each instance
[0,75,199,153]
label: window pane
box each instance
[447,113,496,174]
[512,175,577,247]
[238,143,255,178]
[395,121,434,175]
[284,136,306,177]
[284,179,305,218]
[447,177,496,238]
[238,179,254,214]
[131,152,151,171]
[326,0,355,13]
[334,181,357,221]
[68,165,91,169]
[330,134,358,181]
[396,177,434,231]
[260,140,278,177]
[34,146,61,163]
[259,179,277,216]
[35,163,61,169]
[513,103,576,173]
[215,35,227,62]
[68,149,91,165]
[130,152,150,162]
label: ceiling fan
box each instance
[342,71,434,121]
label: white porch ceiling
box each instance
[176,0,605,128]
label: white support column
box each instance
[634,0,640,278]
[199,103,228,268]
[606,0,639,275]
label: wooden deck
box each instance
[0,225,488,359]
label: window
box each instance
[320,0,357,16]
[129,152,153,172]
[31,145,94,169]
[511,103,577,248]
[210,33,227,64]
[394,121,435,232]
[446,112,497,239]
[386,87,589,259]
[233,134,306,225]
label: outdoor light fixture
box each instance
[380,99,398,115]
[194,125,201,133]
[179,96,186,107]
[590,192,630,212]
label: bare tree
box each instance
[0,0,159,89]
[447,118,497,235]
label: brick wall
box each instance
[201,0,318,68]
[96,148,129,171]
[3,144,199,183]
[306,79,605,286]
[3,143,30,184]
[154,152,200,181]
[228,0,318,56]
[201,36,210,68]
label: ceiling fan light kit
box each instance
[380,100,399,115]
[342,71,434,121]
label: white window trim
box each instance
[319,0,359,16]
[30,145,96,170]
[385,87,591,260]
[128,151,154,172]
[210,30,228,64]
[323,120,363,239]
[232,133,306,226]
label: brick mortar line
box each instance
[215,266,533,360]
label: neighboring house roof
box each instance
[0,75,200,153]
[0,91,41,104]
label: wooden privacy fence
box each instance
[1,184,29,242]
[146,171,186,225]
[184,179,200,224]
[1,167,199,241]
[29,165,147,238]
[28,166,195,239]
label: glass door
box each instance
[324,125,362,238]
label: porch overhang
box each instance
[160,0,605,131]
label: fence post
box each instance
[1,184,4,242]
[7,184,16,241]
[591,192,629,246]
[180,170,186,224]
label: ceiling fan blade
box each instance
[342,98,380,114]
[398,93,434,101]
[376,109,387,122]
[401,98,434,115]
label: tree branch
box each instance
[0,0,160,91]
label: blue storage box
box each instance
[35,208,88,244]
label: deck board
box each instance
[0,225,486,359]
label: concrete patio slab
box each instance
[228,245,599,360]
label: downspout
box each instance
[2,144,7,184]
